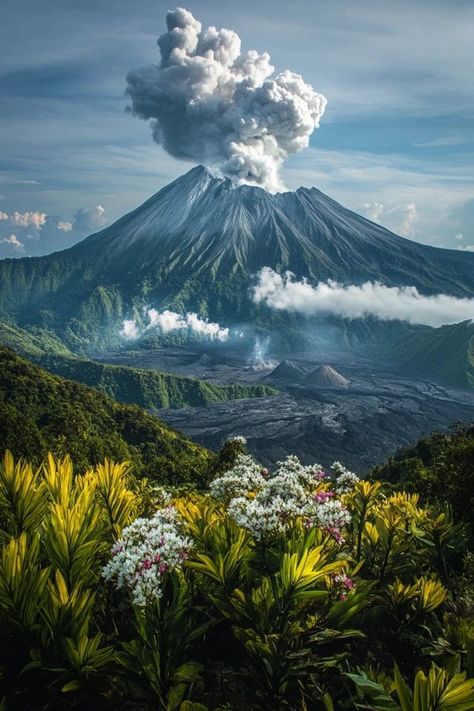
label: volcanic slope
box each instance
[1,165,473,350]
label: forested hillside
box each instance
[0,348,211,483]
[0,320,276,409]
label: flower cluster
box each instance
[304,498,351,543]
[102,506,192,606]
[333,573,355,600]
[209,454,267,501]
[228,494,300,540]
[226,435,247,446]
[330,461,359,493]
[214,454,352,542]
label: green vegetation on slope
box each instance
[0,319,277,409]
[0,347,211,484]
[1,449,473,709]
[40,355,276,409]
[0,319,74,357]
[339,318,474,388]
[378,320,474,388]
[373,424,474,527]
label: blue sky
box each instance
[0,0,473,257]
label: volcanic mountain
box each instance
[266,360,308,383]
[0,165,473,350]
[306,364,350,388]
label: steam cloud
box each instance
[121,309,229,341]
[253,267,474,327]
[126,7,327,192]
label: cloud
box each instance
[126,7,326,192]
[455,233,464,240]
[458,245,474,253]
[0,203,108,259]
[414,136,467,148]
[120,319,140,340]
[361,201,417,236]
[121,309,229,341]
[253,267,474,328]
[10,211,47,228]
[0,233,24,251]
[57,220,73,232]
[72,204,106,233]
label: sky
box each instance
[0,0,473,258]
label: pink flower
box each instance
[141,559,153,570]
[314,491,334,503]
[334,574,355,591]
[179,550,189,561]
[158,562,168,575]
[327,527,344,544]
[313,470,326,480]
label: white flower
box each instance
[330,461,359,493]
[102,506,192,606]
[210,454,266,500]
[227,435,247,445]
[222,454,351,541]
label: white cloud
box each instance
[361,201,417,236]
[455,233,464,240]
[57,220,73,232]
[120,319,140,340]
[72,204,107,233]
[10,211,47,229]
[147,309,229,341]
[0,233,24,251]
[458,245,474,253]
[121,309,229,342]
[414,136,468,148]
[253,267,474,328]
[0,212,8,221]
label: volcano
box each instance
[0,165,473,350]
[306,364,350,388]
[266,360,308,383]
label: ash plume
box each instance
[126,7,327,192]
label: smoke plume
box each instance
[121,309,229,341]
[248,335,277,371]
[126,7,326,192]
[253,267,474,327]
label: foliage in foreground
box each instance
[0,347,211,483]
[1,446,474,710]
[373,424,474,529]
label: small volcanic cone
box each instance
[266,359,307,383]
[306,364,350,388]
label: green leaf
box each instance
[173,661,204,683]
[61,679,81,693]
[394,664,413,711]
[346,672,401,710]
[167,682,187,711]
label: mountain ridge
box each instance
[0,165,473,351]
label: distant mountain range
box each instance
[0,165,472,386]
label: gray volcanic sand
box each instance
[98,347,474,473]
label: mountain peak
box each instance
[69,164,474,299]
